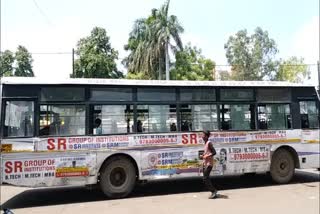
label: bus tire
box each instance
[99,156,136,198]
[270,149,295,184]
[243,172,256,177]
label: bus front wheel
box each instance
[99,156,136,198]
[270,149,295,184]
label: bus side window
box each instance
[137,105,177,133]
[299,101,319,129]
[220,104,254,130]
[300,114,309,129]
[93,118,102,135]
[180,104,217,131]
[4,101,34,138]
[137,120,143,132]
[92,105,133,135]
[258,104,291,130]
[40,105,85,136]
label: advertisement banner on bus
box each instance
[2,129,318,153]
[35,133,202,152]
[2,154,96,186]
[140,144,271,179]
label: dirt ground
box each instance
[1,169,319,214]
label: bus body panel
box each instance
[293,143,320,169]
[2,129,319,187]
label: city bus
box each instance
[1,77,319,198]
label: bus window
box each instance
[3,101,34,137]
[220,104,254,130]
[137,105,177,133]
[180,105,218,131]
[299,101,319,128]
[92,105,133,135]
[90,88,132,101]
[257,88,291,102]
[137,88,175,101]
[220,89,254,101]
[258,104,291,130]
[39,105,85,136]
[180,88,216,101]
[41,87,85,101]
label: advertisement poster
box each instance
[1,129,318,153]
[2,153,96,187]
[141,148,201,177]
[34,132,201,152]
[140,144,271,179]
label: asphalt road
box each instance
[1,169,319,214]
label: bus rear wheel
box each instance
[99,156,136,198]
[270,149,295,184]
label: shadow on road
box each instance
[2,170,319,209]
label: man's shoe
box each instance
[208,191,218,199]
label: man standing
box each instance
[200,130,218,199]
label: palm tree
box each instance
[125,0,184,80]
[125,17,158,79]
[150,0,184,80]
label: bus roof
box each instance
[0,77,316,88]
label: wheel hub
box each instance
[110,167,127,187]
[280,162,287,170]
[278,159,289,176]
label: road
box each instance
[1,169,319,214]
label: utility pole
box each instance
[72,48,75,77]
[158,58,161,80]
[317,61,320,128]
[0,0,2,79]
[317,61,320,91]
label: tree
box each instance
[126,72,150,80]
[125,0,184,80]
[224,27,278,81]
[124,18,157,79]
[0,50,14,76]
[71,27,123,78]
[14,46,34,77]
[218,70,232,80]
[170,44,215,80]
[152,0,184,80]
[275,57,308,83]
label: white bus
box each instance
[1,77,319,198]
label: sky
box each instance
[1,0,319,85]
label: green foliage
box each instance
[218,70,232,80]
[170,44,215,80]
[1,46,34,77]
[124,0,184,80]
[224,27,278,80]
[14,46,34,77]
[126,72,151,80]
[275,57,308,83]
[71,27,123,78]
[0,50,14,76]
